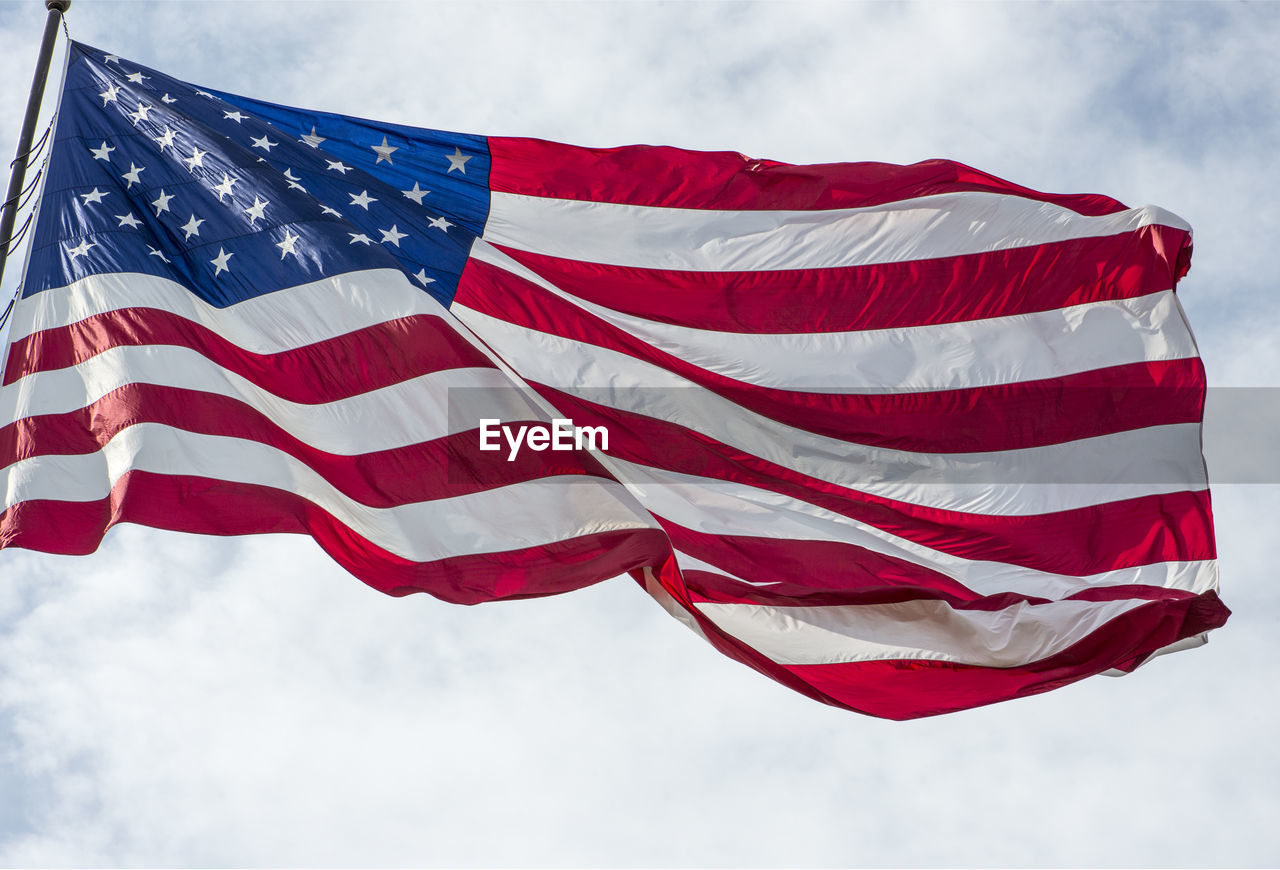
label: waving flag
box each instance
[0,42,1228,719]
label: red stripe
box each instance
[488,141,1131,216]
[457,258,1206,454]
[489,223,1190,334]
[0,383,616,503]
[664,518,993,603]
[4,308,494,399]
[538,389,1214,575]
[783,591,1230,720]
[679,567,1200,610]
[676,549,1025,607]
[638,559,1229,720]
[0,469,672,605]
[663,515,1209,606]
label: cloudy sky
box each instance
[0,1,1277,866]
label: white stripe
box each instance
[451,305,1208,514]
[611,458,1218,600]
[694,596,1151,667]
[484,190,1190,272]
[1,345,550,457]
[470,242,1196,392]
[0,424,660,559]
[5,269,437,349]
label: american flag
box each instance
[0,41,1228,719]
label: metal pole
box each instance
[0,0,72,292]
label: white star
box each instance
[116,213,142,229]
[428,215,453,232]
[300,126,326,148]
[148,245,171,263]
[102,54,120,64]
[349,190,377,210]
[319,204,343,218]
[65,238,96,259]
[180,214,205,240]
[243,196,269,226]
[99,84,120,106]
[211,247,233,277]
[223,110,247,123]
[250,135,277,152]
[121,163,145,188]
[348,233,373,245]
[413,269,435,286]
[151,189,174,215]
[446,147,472,174]
[161,93,178,104]
[183,147,207,172]
[79,188,109,206]
[89,141,115,161]
[379,225,408,247]
[325,160,351,174]
[125,71,149,84]
[276,229,301,259]
[372,135,398,165]
[194,89,215,99]
[153,126,176,150]
[401,182,429,205]
[128,103,153,126]
[212,173,237,202]
[282,168,306,192]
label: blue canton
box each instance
[25,41,490,308]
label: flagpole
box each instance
[0,0,72,292]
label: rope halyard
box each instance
[8,124,51,170]
[0,0,71,291]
